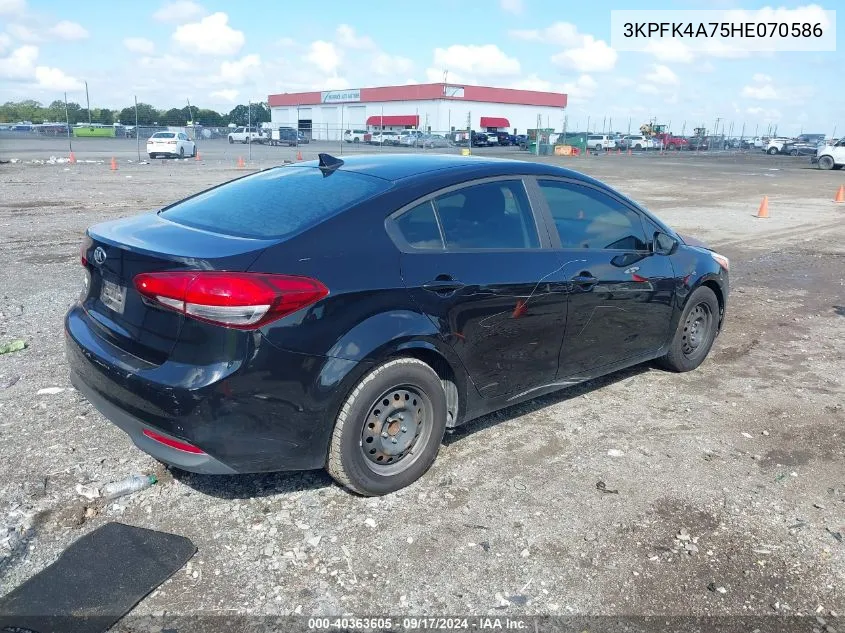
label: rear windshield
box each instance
[153,133,175,138]
[159,166,390,239]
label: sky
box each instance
[0,0,841,136]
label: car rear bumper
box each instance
[65,303,352,474]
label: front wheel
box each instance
[594,144,602,151]
[327,358,448,496]
[667,143,676,151]
[179,147,185,158]
[767,147,778,155]
[656,286,720,373]
[818,155,834,170]
[228,137,234,144]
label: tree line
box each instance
[0,100,271,128]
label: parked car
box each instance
[688,137,709,151]
[587,134,617,151]
[515,134,528,149]
[370,131,400,146]
[813,138,845,169]
[419,134,453,149]
[146,131,196,159]
[227,127,266,144]
[493,132,514,146]
[270,127,298,147]
[764,137,793,155]
[343,129,368,144]
[471,132,490,147]
[297,131,309,144]
[398,130,425,147]
[621,135,652,150]
[68,153,729,496]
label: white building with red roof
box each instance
[267,83,567,141]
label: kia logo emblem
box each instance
[93,247,107,265]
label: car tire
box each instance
[767,147,778,155]
[789,149,799,156]
[353,137,359,144]
[668,143,676,151]
[635,144,642,150]
[656,286,720,373]
[326,358,448,496]
[818,155,834,170]
[228,137,234,144]
[595,144,602,151]
[179,147,185,158]
[148,153,155,159]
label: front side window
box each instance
[434,180,539,250]
[538,180,649,251]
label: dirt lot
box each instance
[0,144,843,627]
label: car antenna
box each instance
[317,152,344,174]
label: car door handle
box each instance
[422,278,465,295]
[571,274,599,286]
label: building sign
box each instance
[443,85,465,98]
[321,90,361,104]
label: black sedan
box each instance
[67,154,729,496]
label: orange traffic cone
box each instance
[68,151,76,164]
[110,157,117,171]
[835,185,845,203]
[616,148,621,155]
[296,150,303,161]
[757,195,769,218]
[627,148,632,156]
[195,150,201,161]
[237,156,245,169]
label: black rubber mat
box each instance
[0,522,196,633]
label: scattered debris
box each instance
[75,483,101,500]
[596,481,619,494]
[607,449,625,457]
[101,473,157,500]
[742,432,753,439]
[0,339,27,355]
[363,517,377,528]
[37,387,65,395]
[520,548,530,558]
[825,528,842,543]
[1,374,20,389]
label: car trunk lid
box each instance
[82,212,278,364]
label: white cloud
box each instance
[643,39,695,63]
[153,0,205,23]
[746,106,781,121]
[552,36,617,72]
[752,73,772,83]
[433,44,520,77]
[0,44,37,79]
[321,76,351,90]
[210,88,238,102]
[34,65,82,90]
[215,54,261,84]
[560,74,597,103]
[48,20,88,40]
[509,74,553,91]
[742,83,778,100]
[371,53,413,76]
[172,12,243,55]
[636,84,660,95]
[6,23,39,42]
[304,40,341,74]
[335,24,375,50]
[124,37,155,54]
[644,64,679,86]
[509,22,582,46]
[0,33,11,54]
[500,0,523,14]
[0,0,26,14]
[616,77,635,88]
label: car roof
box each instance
[296,153,601,185]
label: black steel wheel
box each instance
[657,286,720,372]
[327,358,448,496]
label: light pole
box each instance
[247,99,252,161]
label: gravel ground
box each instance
[0,147,843,627]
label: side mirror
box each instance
[653,232,679,256]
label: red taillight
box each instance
[80,235,93,267]
[142,428,205,454]
[133,272,329,330]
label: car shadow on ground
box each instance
[444,362,655,444]
[172,362,657,499]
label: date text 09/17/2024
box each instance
[307,616,531,630]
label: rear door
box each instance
[388,177,569,399]
[533,178,677,378]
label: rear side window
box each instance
[395,202,443,249]
[538,180,648,251]
[434,180,539,250]
[160,167,391,239]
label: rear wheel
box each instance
[594,144,602,151]
[327,358,448,496]
[353,137,359,143]
[657,286,720,373]
[818,155,834,170]
[668,143,676,151]
[767,147,778,155]
[228,137,234,144]
[179,147,185,158]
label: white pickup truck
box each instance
[814,138,845,170]
[227,126,267,144]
